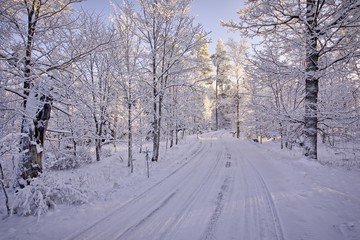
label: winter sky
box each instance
[80,0,245,53]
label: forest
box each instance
[0,0,359,218]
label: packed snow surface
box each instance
[1,132,360,239]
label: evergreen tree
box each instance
[211,39,231,130]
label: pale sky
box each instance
[190,0,244,52]
[79,0,245,54]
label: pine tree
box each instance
[211,39,231,130]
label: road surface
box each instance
[59,132,360,240]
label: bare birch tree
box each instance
[111,0,143,172]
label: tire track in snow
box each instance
[114,133,224,240]
[64,140,206,240]
[115,191,177,240]
[158,146,225,240]
[226,140,257,239]
[201,177,230,240]
[246,159,285,240]
[226,138,285,240]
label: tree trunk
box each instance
[19,90,52,186]
[112,115,118,151]
[170,129,174,148]
[152,70,160,162]
[152,115,160,162]
[73,139,77,157]
[154,94,163,160]
[94,117,103,162]
[18,0,45,187]
[215,71,219,131]
[139,115,143,153]
[128,102,133,172]
[304,78,318,159]
[169,86,175,148]
[151,91,160,161]
[303,0,319,160]
[175,124,179,145]
[95,139,101,162]
[236,77,240,138]
[0,161,10,215]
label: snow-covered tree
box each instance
[111,0,144,172]
[224,0,360,159]
[211,39,231,130]
[134,0,206,162]
[0,1,113,186]
[225,39,249,138]
[197,38,213,84]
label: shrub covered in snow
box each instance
[0,133,23,215]
[45,147,93,170]
[12,174,91,217]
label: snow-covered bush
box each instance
[0,133,22,215]
[12,174,91,217]
[12,178,55,217]
[46,147,93,170]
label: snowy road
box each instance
[2,132,360,240]
[63,132,287,240]
[61,132,360,240]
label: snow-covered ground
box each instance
[1,132,360,240]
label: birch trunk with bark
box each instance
[303,0,319,159]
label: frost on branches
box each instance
[224,0,360,159]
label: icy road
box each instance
[63,132,360,240]
[1,132,360,240]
